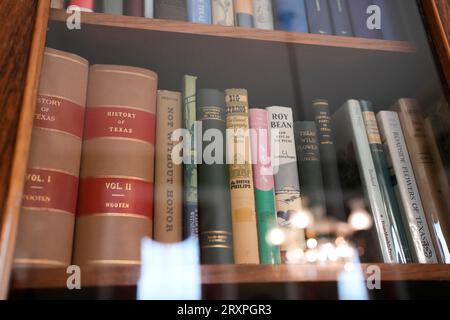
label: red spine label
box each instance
[83,106,156,144]
[22,168,79,214]
[35,95,85,139]
[78,177,154,219]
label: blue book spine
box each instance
[373,0,406,40]
[347,0,382,39]
[328,0,353,36]
[188,0,212,24]
[305,0,333,35]
[273,0,309,33]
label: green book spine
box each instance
[249,108,281,265]
[197,89,234,264]
[360,100,415,263]
[182,75,198,239]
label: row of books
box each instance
[53,0,407,40]
[14,47,450,268]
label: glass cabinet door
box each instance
[5,0,450,300]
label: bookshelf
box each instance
[49,9,415,53]
[1,0,450,300]
[11,264,450,290]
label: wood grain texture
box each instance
[0,0,50,299]
[10,264,450,290]
[50,9,415,52]
[421,0,450,90]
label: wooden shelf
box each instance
[50,9,415,53]
[10,264,450,290]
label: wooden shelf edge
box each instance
[49,9,415,53]
[10,264,450,290]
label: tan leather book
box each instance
[73,65,158,266]
[225,88,260,264]
[153,90,183,243]
[14,48,89,267]
[395,98,450,263]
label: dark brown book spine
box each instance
[74,65,158,266]
[15,48,89,267]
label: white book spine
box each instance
[333,100,397,263]
[252,0,274,30]
[267,106,304,250]
[145,0,154,18]
[377,111,438,263]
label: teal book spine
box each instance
[249,108,281,265]
[182,75,199,239]
[360,100,415,263]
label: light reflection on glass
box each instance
[138,237,201,300]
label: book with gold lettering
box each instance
[394,98,450,263]
[154,90,183,243]
[15,48,89,267]
[197,89,234,264]
[73,64,157,266]
[225,88,259,264]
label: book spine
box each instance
[424,118,450,236]
[360,100,414,263]
[272,0,309,32]
[305,0,333,35]
[313,99,346,221]
[154,91,183,243]
[14,48,88,267]
[188,0,212,24]
[267,106,305,253]
[51,0,65,9]
[294,121,326,219]
[73,65,157,265]
[126,0,143,16]
[252,0,274,30]
[249,109,281,265]
[347,0,382,39]
[225,89,260,264]
[197,89,234,264]
[377,111,439,263]
[332,100,397,263]
[182,75,199,239]
[68,0,95,11]
[372,0,406,40]
[429,115,450,193]
[144,0,154,18]
[328,0,353,36]
[234,0,254,27]
[395,99,450,263]
[102,0,123,15]
[155,0,188,21]
[212,0,234,26]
